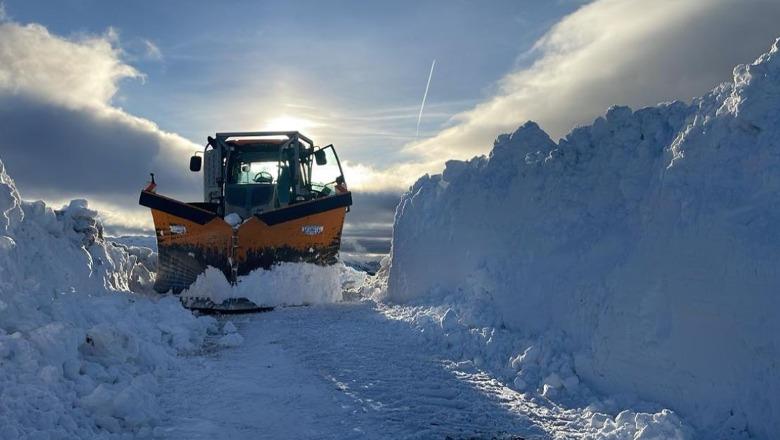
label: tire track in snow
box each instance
[248,302,550,439]
[159,302,586,439]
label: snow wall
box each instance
[0,159,213,438]
[387,40,780,437]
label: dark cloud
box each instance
[342,190,402,254]
[0,93,199,203]
[345,191,400,226]
[340,237,392,255]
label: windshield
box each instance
[228,150,279,185]
[231,161,277,184]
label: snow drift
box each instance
[0,159,213,438]
[387,39,780,438]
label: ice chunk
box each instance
[224,212,242,227]
[223,321,237,334]
[218,332,244,348]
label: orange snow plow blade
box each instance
[140,190,351,294]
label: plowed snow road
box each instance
[156,302,577,439]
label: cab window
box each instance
[310,147,342,192]
[232,161,277,184]
[228,151,279,185]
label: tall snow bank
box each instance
[387,39,780,438]
[0,159,214,438]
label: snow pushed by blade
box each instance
[182,262,343,307]
[387,39,780,438]
[0,158,214,438]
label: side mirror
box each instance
[189,155,202,172]
[314,149,327,165]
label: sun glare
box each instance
[262,115,320,133]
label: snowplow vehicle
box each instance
[139,131,352,311]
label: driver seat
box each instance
[276,166,292,207]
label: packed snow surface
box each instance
[388,39,780,438]
[155,299,694,440]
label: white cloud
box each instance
[0,20,200,233]
[0,22,141,108]
[342,160,431,193]
[405,0,780,166]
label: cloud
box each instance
[405,0,780,165]
[0,22,141,108]
[342,161,429,193]
[344,191,400,228]
[339,190,399,255]
[0,93,198,199]
[0,20,200,232]
[141,39,163,61]
[0,19,401,239]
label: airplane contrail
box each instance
[416,59,436,138]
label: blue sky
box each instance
[1,0,780,256]
[5,0,581,166]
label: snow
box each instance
[217,332,244,348]
[151,299,697,439]
[157,304,547,439]
[181,262,343,307]
[222,320,237,333]
[440,308,459,331]
[386,39,780,438]
[0,149,716,439]
[378,303,694,439]
[223,212,242,228]
[109,235,157,252]
[0,159,214,438]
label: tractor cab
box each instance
[189,131,346,219]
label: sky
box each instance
[1,0,780,257]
